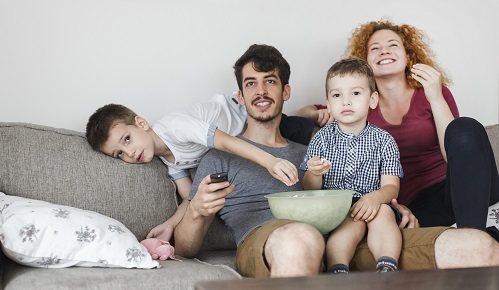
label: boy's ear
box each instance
[134,116,150,130]
[369,91,379,109]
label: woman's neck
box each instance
[374,75,415,125]
[376,75,413,103]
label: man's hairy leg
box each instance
[264,222,325,277]
[435,228,499,268]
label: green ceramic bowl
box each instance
[265,190,354,234]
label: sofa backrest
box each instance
[0,122,177,239]
[0,122,236,251]
[486,124,499,168]
[1,122,497,252]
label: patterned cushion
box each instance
[0,193,159,269]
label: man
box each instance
[174,44,499,277]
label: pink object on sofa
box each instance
[140,238,181,261]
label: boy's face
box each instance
[100,117,156,164]
[237,62,290,123]
[326,74,378,131]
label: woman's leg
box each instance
[408,181,454,226]
[444,117,499,229]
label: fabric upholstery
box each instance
[0,122,497,289]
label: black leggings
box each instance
[408,117,499,229]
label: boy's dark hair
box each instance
[325,58,377,94]
[86,104,137,151]
[234,44,290,91]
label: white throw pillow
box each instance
[0,192,159,269]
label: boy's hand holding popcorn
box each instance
[307,156,332,176]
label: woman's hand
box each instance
[411,64,444,104]
[390,199,420,229]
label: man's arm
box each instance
[296,104,333,127]
[174,175,234,257]
[213,129,298,186]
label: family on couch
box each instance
[85,19,499,277]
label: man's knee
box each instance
[435,228,499,268]
[266,222,324,260]
[265,222,325,276]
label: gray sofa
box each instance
[0,122,498,289]
[0,122,240,290]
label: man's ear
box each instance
[369,91,379,109]
[282,84,291,101]
[237,90,246,106]
[134,116,150,130]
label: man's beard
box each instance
[246,96,283,123]
[251,113,279,123]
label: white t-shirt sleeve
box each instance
[176,97,241,148]
[166,111,214,147]
[166,167,191,181]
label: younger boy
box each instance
[301,58,403,273]
[86,94,301,242]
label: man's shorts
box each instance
[235,219,448,277]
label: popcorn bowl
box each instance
[265,190,354,234]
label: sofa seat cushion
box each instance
[2,254,240,290]
[0,193,159,269]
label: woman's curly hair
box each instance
[345,20,449,88]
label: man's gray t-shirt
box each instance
[188,137,306,245]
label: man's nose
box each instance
[256,82,267,95]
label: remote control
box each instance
[210,172,228,183]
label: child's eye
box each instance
[332,93,340,98]
[390,43,398,47]
[370,47,379,51]
[124,136,130,144]
[117,151,123,159]
[353,91,361,96]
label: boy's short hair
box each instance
[325,58,376,94]
[86,104,137,151]
[234,44,290,91]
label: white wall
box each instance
[1,0,498,132]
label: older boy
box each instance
[302,58,402,273]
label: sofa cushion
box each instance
[0,192,159,269]
[2,253,240,290]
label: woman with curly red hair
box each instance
[345,20,498,239]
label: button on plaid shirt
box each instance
[300,122,403,198]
